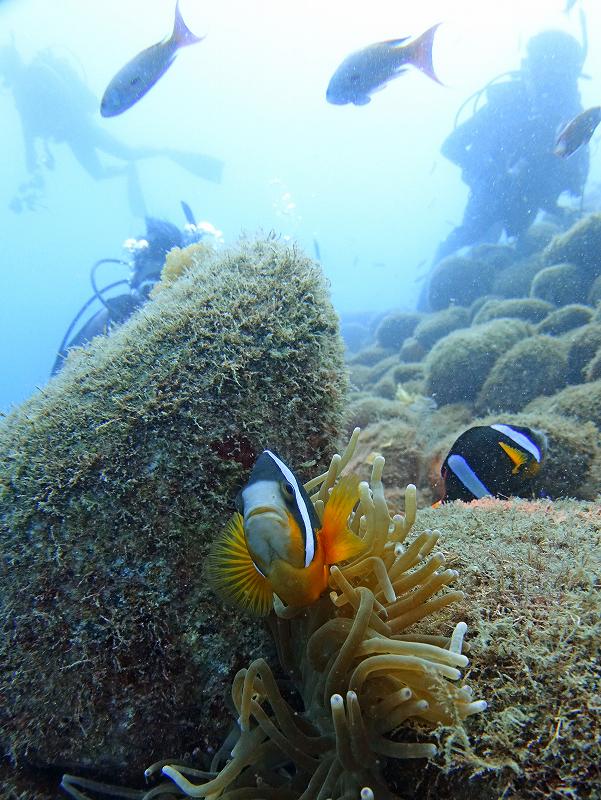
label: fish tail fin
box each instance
[173,0,204,48]
[205,513,273,616]
[402,23,443,85]
[319,474,366,565]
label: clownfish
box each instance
[206,450,365,615]
[436,423,547,504]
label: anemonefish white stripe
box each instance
[491,424,541,462]
[265,449,315,567]
[447,454,492,499]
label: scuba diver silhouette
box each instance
[416,28,590,311]
[0,39,224,214]
[51,203,219,375]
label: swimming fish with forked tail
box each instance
[326,23,442,106]
[101,0,203,117]
[206,450,365,615]
[554,106,601,159]
[436,424,547,504]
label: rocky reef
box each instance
[0,237,348,792]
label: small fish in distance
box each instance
[101,0,203,117]
[554,106,601,159]
[326,23,441,106]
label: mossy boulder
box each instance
[564,322,601,383]
[476,335,568,413]
[340,320,369,353]
[472,297,554,325]
[392,363,425,383]
[348,345,394,367]
[373,369,397,400]
[491,255,543,298]
[536,304,593,336]
[587,274,601,307]
[526,379,601,431]
[0,238,347,780]
[344,395,401,430]
[375,310,422,349]
[424,319,530,406]
[516,219,561,255]
[469,243,515,270]
[530,262,590,306]
[428,255,494,311]
[399,336,427,363]
[544,212,601,277]
[412,496,600,797]
[585,349,601,382]
[413,306,470,350]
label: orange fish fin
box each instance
[320,474,365,565]
[205,512,273,616]
[498,441,527,474]
[402,23,443,85]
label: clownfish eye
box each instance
[281,481,295,498]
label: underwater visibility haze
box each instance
[0,1,600,799]
[2,0,601,409]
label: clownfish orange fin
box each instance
[205,512,273,616]
[498,441,528,474]
[320,473,366,565]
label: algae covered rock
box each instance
[413,306,470,350]
[530,262,589,306]
[536,304,593,336]
[588,274,601,307]
[476,335,568,413]
[375,310,422,349]
[526,379,601,432]
[491,255,544,298]
[414,498,601,798]
[424,318,530,406]
[586,349,601,381]
[544,211,601,276]
[399,335,427,363]
[0,238,348,782]
[564,322,601,383]
[472,297,554,325]
[348,344,394,367]
[428,254,494,310]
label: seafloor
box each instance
[1,220,600,799]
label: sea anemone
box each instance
[62,430,486,800]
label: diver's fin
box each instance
[498,441,528,474]
[319,474,365,565]
[172,0,204,48]
[165,149,225,183]
[205,513,273,616]
[181,200,196,225]
[126,163,147,218]
[400,23,443,85]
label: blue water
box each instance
[1,0,600,411]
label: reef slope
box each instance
[0,238,347,786]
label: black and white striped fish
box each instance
[206,450,365,615]
[438,424,547,503]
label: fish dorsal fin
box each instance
[383,36,411,47]
[498,441,527,474]
[319,474,365,565]
[205,513,273,616]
